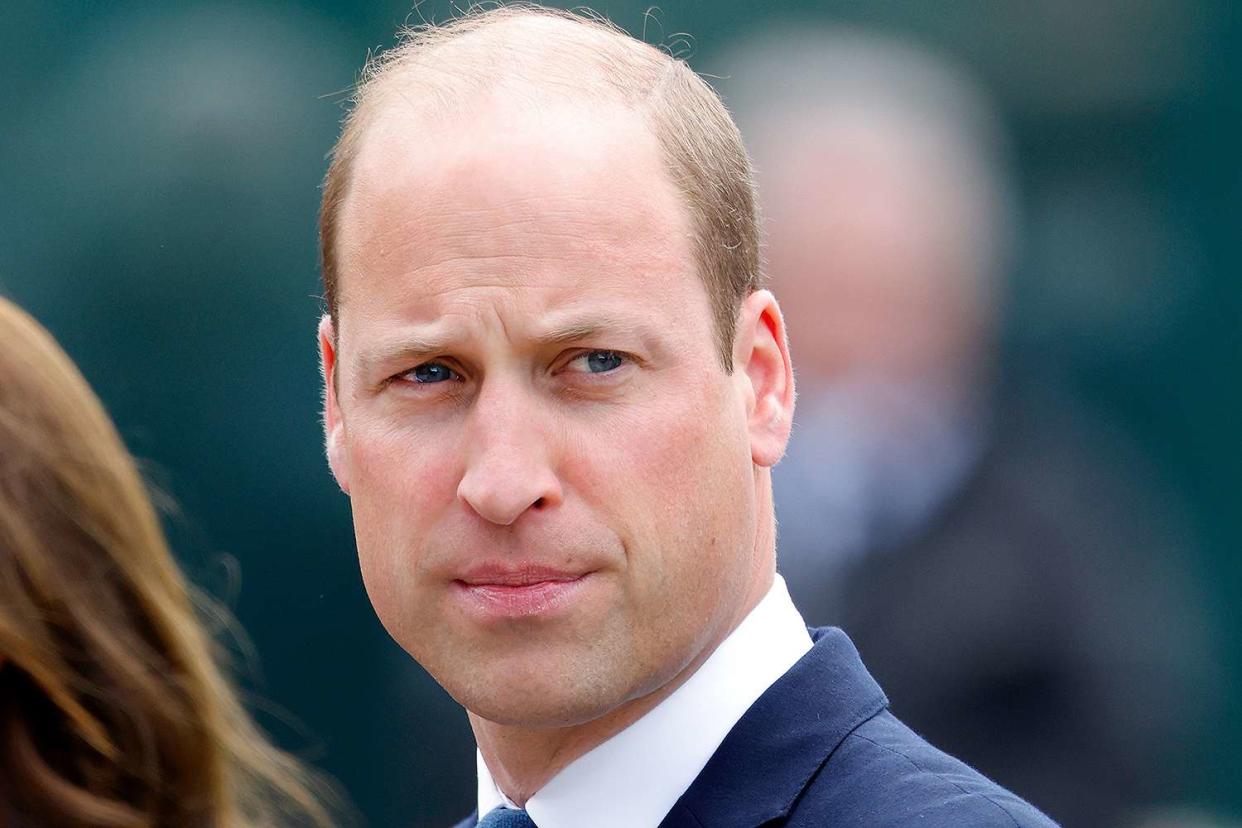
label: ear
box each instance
[318,315,351,494]
[733,290,795,467]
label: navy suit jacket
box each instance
[454,627,1058,827]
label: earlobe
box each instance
[735,291,795,468]
[318,315,352,495]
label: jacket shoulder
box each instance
[790,710,1059,827]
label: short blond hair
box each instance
[319,4,760,367]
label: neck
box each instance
[470,663,691,806]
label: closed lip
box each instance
[454,563,590,587]
[451,563,597,618]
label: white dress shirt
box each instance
[476,574,813,828]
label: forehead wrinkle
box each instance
[339,193,627,300]
[403,252,584,287]
[338,229,596,316]
[354,166,611,236]
[532,310,662,348]
[346,301,491,388]
[356,181,650,249]
[374,203,601,270]
[348,284,532,366]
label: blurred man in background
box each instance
[722,29,1218,828]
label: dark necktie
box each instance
[477,806,538,828]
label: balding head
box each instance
[320,5,760,367]
[313,6,798,779]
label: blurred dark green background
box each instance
[2,2,1238,826]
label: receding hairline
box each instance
[358,6,668,100]
[332,8,677,213]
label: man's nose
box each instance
[456,384,564,526]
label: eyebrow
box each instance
[354,335,452,381]
[534,315,648,346]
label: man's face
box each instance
[321,100,785,727]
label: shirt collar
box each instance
[661,626,889,828]
[477,575,813,828]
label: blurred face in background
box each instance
[757,111,994,387]
[319,99,787,728]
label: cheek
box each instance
[346,418,462,610]
[350,415,460,518]
[567,380,752,583]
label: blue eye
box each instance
[576,350,625,374]
[408,362,457,383]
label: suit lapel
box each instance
[658,627,888,828]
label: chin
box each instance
[458,684,621,729]
[443,655,635,729]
